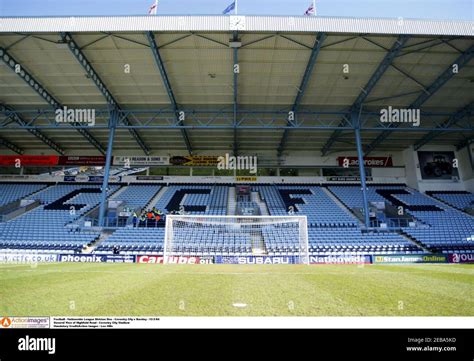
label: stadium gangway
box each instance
[81,216,166,229]
[367,218,421,230]
[82,216,128,229]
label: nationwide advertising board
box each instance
[373,254,448,264]
[309,255,371,264]
[448,253,474,264]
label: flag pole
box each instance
[235,0,238,15]
[313,0,316,16]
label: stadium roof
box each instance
[0,15,473,156]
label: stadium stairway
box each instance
[109,185,130,200]
[251,191,269,215]
[87,230,115,253]
[146,186,169,209]
[322,187,361,225]
[72,185,124,223]
[227,187,236,215]
[323,186,369,224]
[251,232,267,255]
[25,183,53,200]
[398,230,432,253]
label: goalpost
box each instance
[164,215,309,264]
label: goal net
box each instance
[164,215,309,264]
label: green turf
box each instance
[0,263,473,316]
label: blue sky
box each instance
[0,0,472,20]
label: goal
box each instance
[164,215,309,264]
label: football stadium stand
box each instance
[0,15,472,261]
[1,181,472,256]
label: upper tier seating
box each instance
[280,186,358,226]
[112,185,162,208]
[154,185,227,215]
[427,191,474,211]
[256,185,357,226]
[0,183,48,206]
[328,184,405,209]
[0,184,119,252]
[329,185,474,253]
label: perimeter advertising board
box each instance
[373,254,447,264]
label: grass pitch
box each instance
[0,263,472,316]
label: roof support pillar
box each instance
[98,108,118,227]
[353,111,370,228]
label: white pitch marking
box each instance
[232,303,248,308]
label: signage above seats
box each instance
[0,155,105,167]
[327,176,374,182]
[63,175,121,183]
[113,155,220,167]
[0,155,59,167]
[337,156,393,167]
[113,156,169,166]
[58,156,105,166]
[417,151,459,180]
[170,155,219,166]
[236,176,258,182]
